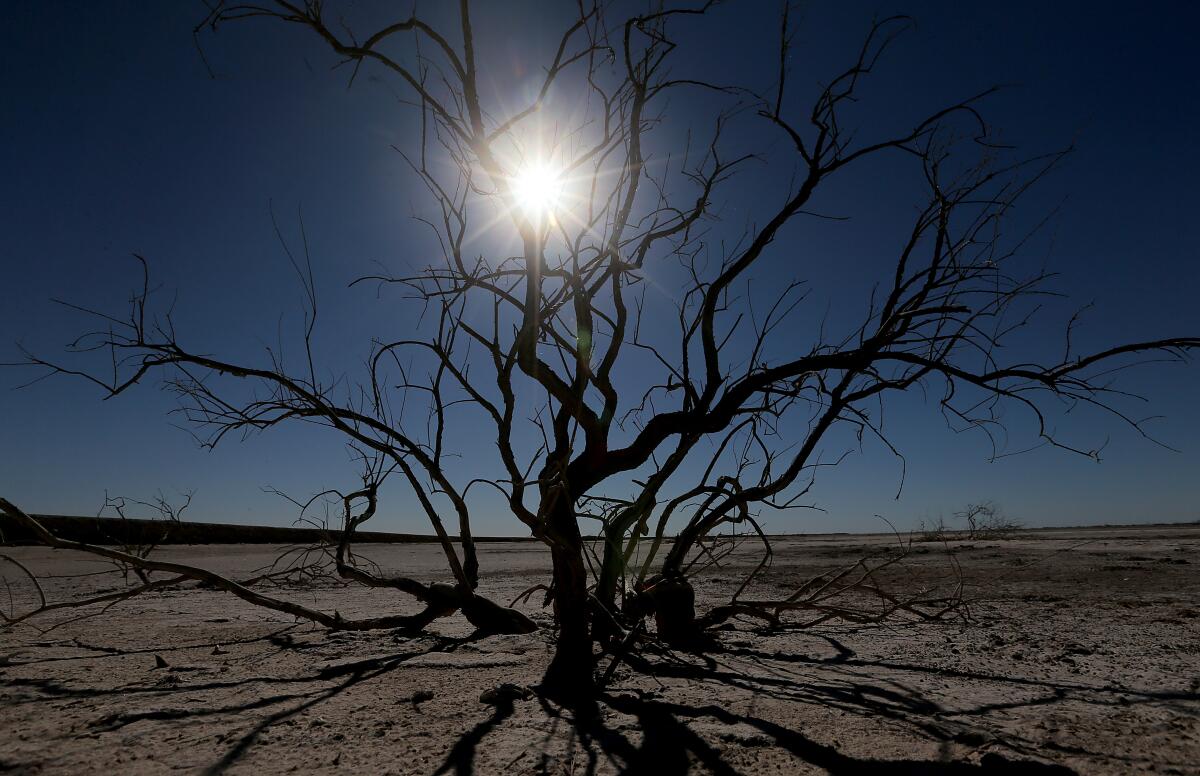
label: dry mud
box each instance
[2,526,1198,774]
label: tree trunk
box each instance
[635,574,702,646]
[591,521,630,643]
[539,496,595,703]
[661,521,703,578]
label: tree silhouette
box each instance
[4,1,1197,701]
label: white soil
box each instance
[2,526,1198,774]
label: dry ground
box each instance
[2,525,1198,774]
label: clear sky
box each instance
[2,2,1198,535]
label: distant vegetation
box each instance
[0,513,475,546]
[917,501,1024,542]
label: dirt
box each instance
[2,526,1198,774]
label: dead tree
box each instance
[4,1,1198,700]
[98,490,192,583]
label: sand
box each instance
[2,525,1198,774]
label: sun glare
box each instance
[512,161,563,223]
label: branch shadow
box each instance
[1,625,302,667]
[435,635,1198,775]
[7,625,1194,775]
[432,697,519,776]
[1,629,490,775]
[595,691,1075,775]
[202,631,491,775]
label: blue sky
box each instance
[2,2,1198,534]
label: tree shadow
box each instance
[1,629,490,775]
[593,691,1076,775]
[202,631,491,775]
[6,627,1194,775]
[433,697,519,776]
[0,626,303,667]
[435,635,1198,775]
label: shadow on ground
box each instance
[435,633,1195,775]
[4,629,1196,775]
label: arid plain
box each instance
[2,525,1198,775]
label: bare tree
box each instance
[99,489,193,583]
[4,1,1198,700]
[957,501,1022,540]
[917,500,1021,542]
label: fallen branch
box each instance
[0,497,534,634]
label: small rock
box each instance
[211,645,226,655]
[479,683,532,705]
[411,689,435,704]
[153,654,169,669]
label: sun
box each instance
[511,161,564,223]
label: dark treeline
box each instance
[0,514,530,546]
